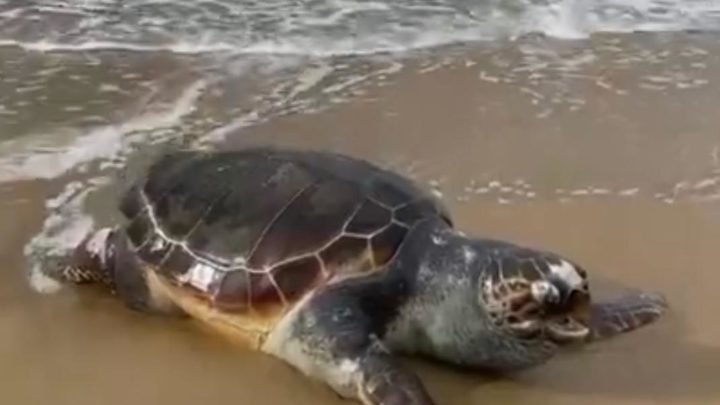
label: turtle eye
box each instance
[530,280,560,305]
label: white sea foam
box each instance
[196,61,386,146]
[24,179,104,294]
[0,79,206,183]
[195,110,261,148]
[1,0,718,58]
[0,39,237,54]
[530,0,594,40]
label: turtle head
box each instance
[479,256,592,345]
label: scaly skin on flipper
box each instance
[587,292,668,341]
[260,251,439,405]
[358,354,435,405]
[45,226,184,316]
[45,227,117,287]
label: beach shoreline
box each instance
[2,32,720,404]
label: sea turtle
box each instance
[45,147,667,405]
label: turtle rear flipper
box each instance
[44,227,118,286]
[46,227,183,316]
[588,291,668,341]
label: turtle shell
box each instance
[119,148,452,314]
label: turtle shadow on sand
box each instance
[408,284,720,404]
[518,302,720,402]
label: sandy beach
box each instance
[2,30,720,404]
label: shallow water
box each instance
[1,1,720,404]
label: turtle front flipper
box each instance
[262,284,436,405]
[587,291,668,341]
[357,353,435,405]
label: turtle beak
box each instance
[545,315,590,343]
[530,280,592,343]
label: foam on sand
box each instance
[0,79,206,183]
[24,179,103,294]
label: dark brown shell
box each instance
[119,148,452,312]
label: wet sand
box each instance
[3,34,720,405]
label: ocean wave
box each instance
[1,0,718,57]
